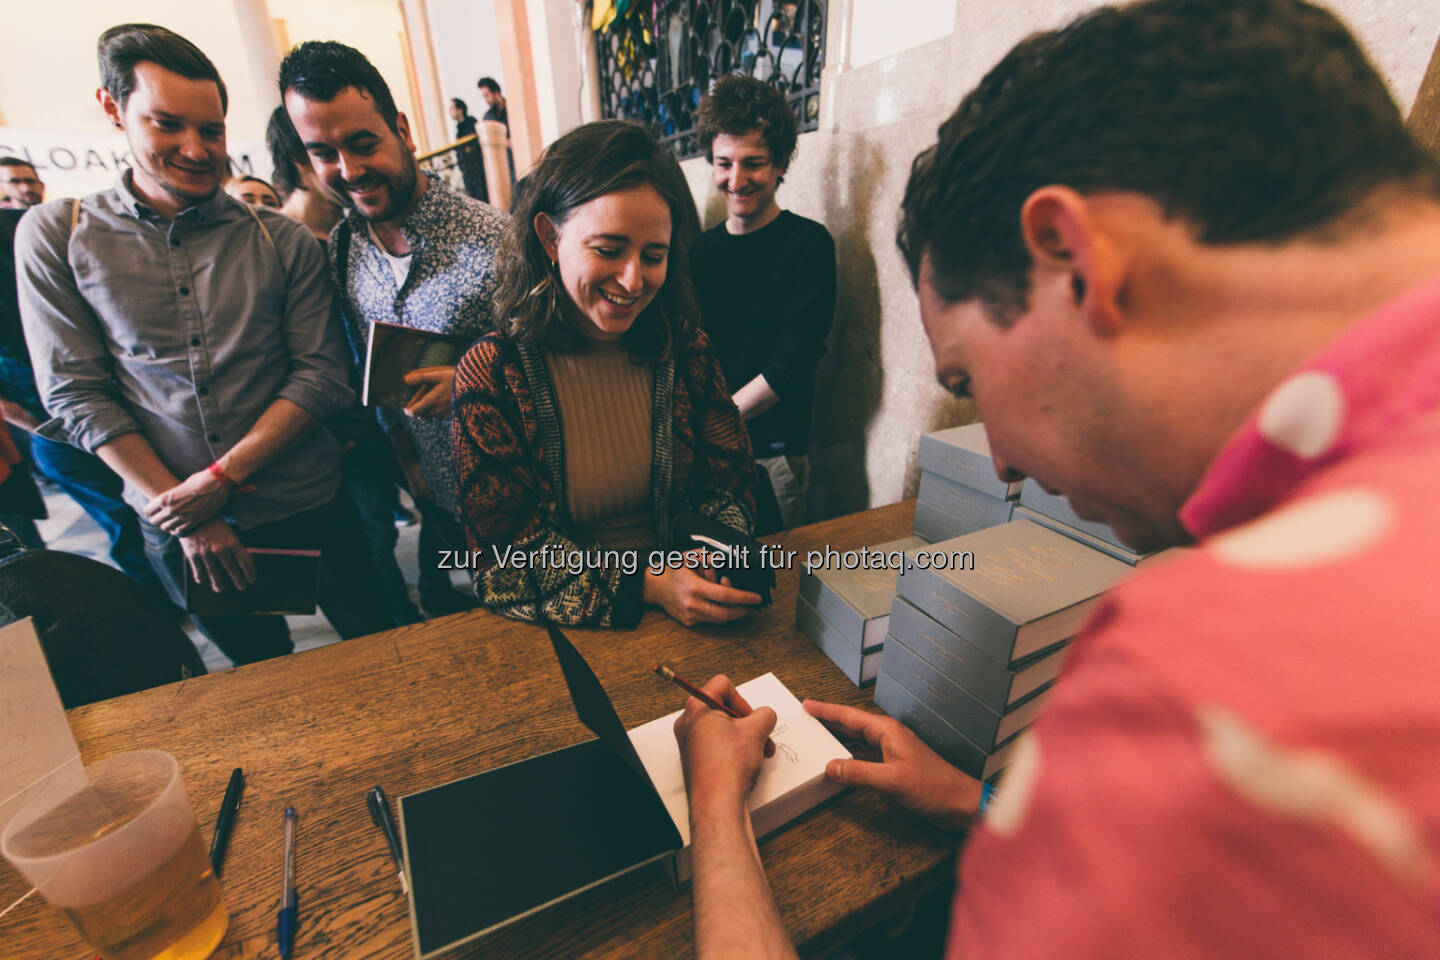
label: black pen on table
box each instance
[208,767,243,875]
[367,786,409,894]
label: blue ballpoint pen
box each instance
[277,807,299,959]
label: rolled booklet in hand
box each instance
[670,507,775,605]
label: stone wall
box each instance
[680,0,1440,520]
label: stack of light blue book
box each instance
[1014,479,1173,568]
[914,423,1020,542]
[796,537,927,686]
[874,519,1132,781]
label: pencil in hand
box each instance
[653,663,776,758]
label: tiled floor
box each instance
[33,481,456,673]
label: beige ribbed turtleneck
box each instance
[542,336,655,551]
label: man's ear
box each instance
[395,112,418,153]
[534,212,560,263]
[97,87,124,130]
[1019,186,1127,336]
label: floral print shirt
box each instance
[328,174,508,518]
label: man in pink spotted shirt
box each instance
[673,1,1440,957]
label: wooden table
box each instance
[2,501,957,959]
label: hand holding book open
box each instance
[801,700,984,831]
[677,688,981,834]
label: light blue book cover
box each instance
[915,473,1015,542]
[795,596,882,687]
[873,671,1020,782]
[1017,478,1129,549]
[888,596,1069,714]
[798,536,924,648]
[916,423,1022,501]
[896,520,1130,664]
[880,633,1052,752]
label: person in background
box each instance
[675,2,1440,958]
[475,77,508,134]
[266,105,344,242]
[282,40,508,618]
[0,158,45,209]
[0,413,46,547]
[691,75,835,530]
[450,98,477,141]
[477,75,515,186]
[452,120,759,628]
[17,23,392,664]
[224,174,280,209]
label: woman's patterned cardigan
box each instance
[450,328,758,627]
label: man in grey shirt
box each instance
[282,40,507,617]
[16,23,391,664]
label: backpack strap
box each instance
[69,198,81,232]
[239,200,277,252]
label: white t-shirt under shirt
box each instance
[367,221,412,288]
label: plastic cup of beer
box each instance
[0,749,228,960]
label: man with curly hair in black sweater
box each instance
[690,76,836,531]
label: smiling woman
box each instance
[451,120,761,630]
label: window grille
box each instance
[594,0,826,160]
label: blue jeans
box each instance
[26,432,172,606]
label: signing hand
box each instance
[804,700,982,830]
[674,674,778,809]
[180,517,256,593]
[143,467,232,534]
[403,365,457,418]
[643,565,762,627]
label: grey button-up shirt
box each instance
[330,174,507,519]
[15,173,355,529]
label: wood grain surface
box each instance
[1,500,959,959]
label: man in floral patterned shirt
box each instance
[281,41,508,616]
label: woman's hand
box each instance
[643,565,763,626]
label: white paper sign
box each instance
[0,618,84,840]
[0,126,271,199]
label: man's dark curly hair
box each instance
[898,0,1440,322]
[266,106,306,199]
[696,75,799,169]
[279,41,399,133]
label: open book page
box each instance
[627,673,852,850]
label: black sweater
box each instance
[690,210,836,456]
